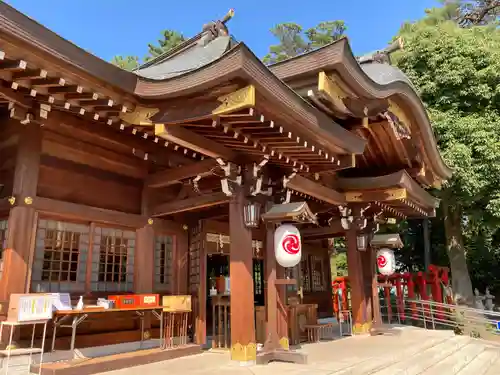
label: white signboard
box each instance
[17,295,53,322]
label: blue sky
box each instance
[5,0,439,62]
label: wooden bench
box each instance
[304,322,335,343]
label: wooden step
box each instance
[370,336,470,375]
[457,347,500,375]
[422,341,486,375]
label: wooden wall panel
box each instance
[41,130,146,179]
[37,163,142,214]
[0,119,19,198]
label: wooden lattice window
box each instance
[311,255,326,292]
[253,261,263,296]
[189,224,202,293]
[0,220,8,280]
[154,235,174,291]
[31,220,89,293]
[300,258,311,292]
[90,227,135,292]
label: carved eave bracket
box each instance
[261,201,318,225]
[216,158,241,196]
[119,106,159,126]
[212,85,256,116]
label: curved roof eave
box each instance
[337,169,440,209]
[0,2,138,95]
[133,42,366,155]
[269,38,452,181]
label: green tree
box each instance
[146,30,186,61]
[394,15,500,304]
[263,21,346,65]
[111,55,140,71]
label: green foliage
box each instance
[146,30,186,61]
[110,55,140,71]
[263,21,346,65]
[394,8,500,298]
[111,29,185,70]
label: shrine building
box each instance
[0,3,450,366]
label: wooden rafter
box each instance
[155,124,237,160]
[286,175,345,205]
[147,159,219,188]
[151,191,229,217]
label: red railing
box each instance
[332,265,452,322]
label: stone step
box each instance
[421,341,486,374]
[370,336,470,375]
[457,347,500,375]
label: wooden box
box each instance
[108,295,139,309]
[162,295,191,312]
[8,294,53,322]
[138,294,160,307]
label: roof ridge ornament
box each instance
[357,37,404,65]
[199,8,235,46]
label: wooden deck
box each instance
[98,327,500,375]
[2,327,500,374]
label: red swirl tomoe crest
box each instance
[282,234,300,255]
[377,255,387,268]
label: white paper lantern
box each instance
[376,248,396,276]
[274,224,302,268]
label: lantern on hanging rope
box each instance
[376,248,396,276]
[274,224,302,268]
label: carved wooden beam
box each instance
[152,191,230,217]
[147,159,219,188]
[345,188,407,203]
[316,71,350,115]
[155,124,237,160]
[302,220,344,239]
[286,175,345,205]
[211,85,256,115]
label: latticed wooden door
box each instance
[188,221,206,344]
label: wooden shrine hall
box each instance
[0,3,451,366]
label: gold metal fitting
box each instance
[147,218,154,225]
[24,196,33,205]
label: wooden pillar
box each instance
[370,246,382,326]
[345,228,369,334]
[264,225,289,350]
[134,187,155,334]
[1,123,41,301]
[361,246,374,325]
[174,226,189,294]
[229,189,256,363]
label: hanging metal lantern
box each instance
[243,201,261,228]
[357,233,368,251]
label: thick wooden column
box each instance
[264,225,289,350]
[361,246,374,326]
[346,228,369,334]
[229,189,256,363]
[370,246,382,327]
[1,123,41,300]
[134,187,155,335]
[174,227,189,294]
